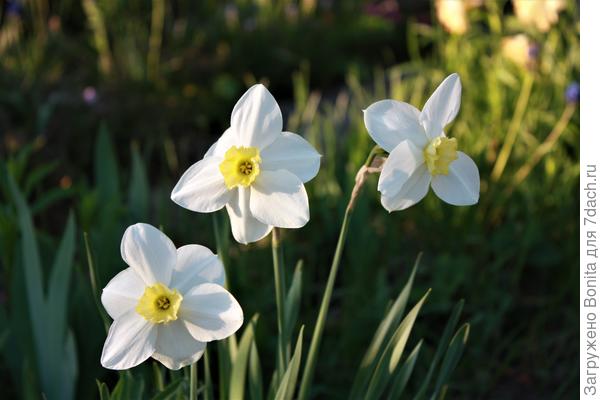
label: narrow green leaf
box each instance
[24,161,58,195]
[283,260,303,355]
[414,299,464,400]
[47,212,76,344]
[94,122,120,202]
[275,326,304,400]
[97,380,111,400]
[387,340,423,400]
[229,314,259,400]
[350,254,421,399]
[364,289,430,400]
[150,377,184,400]
[430,323,470,399]
[128,144,150,220]
[248,338,263,400]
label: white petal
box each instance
[171,245,226,294]
[250,170,309,229]
[204,127,238,158]
[380,164,431,212]
[101,267,145,320]
[180,283,243,342]
[152,320,206,370]
[121,223,176,286]
[363,100,427,152]
[226,187,273,244]
[377,140,425,199]
[431,152,480,206]
[420,73,462,139]
[171,156,232,213]
[260,132,321,183]
[231,84,282,149]
[101,310,157,370]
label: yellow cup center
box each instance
[219,146,261,189]
[136,283,182,324]
[423,137,458,176]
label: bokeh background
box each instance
[0,0,579,399]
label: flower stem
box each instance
[271,228,287,377]
[491,72,534,181]
[297,146,383,400]
[189,362,198,400]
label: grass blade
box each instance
[229,314,259,400]
[387,340,423,400]
[350,254,421,399]
[414,299,464,400]
[275,326,304,400]
[430,323,470,399]
[364,289,430,400]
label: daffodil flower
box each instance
[171,84,321,244]
[363,73,480,211]
[100,223,243,370]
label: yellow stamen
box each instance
[219,146,261,189]
[136,283,182,324]
[423,137,458,176]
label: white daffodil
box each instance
[100,223,243,370]
[363,73,480,211]
[171,84,321,244]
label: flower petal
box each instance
[171,245,226,294]
[249,170,309,229]
[180,283,244,342]
[431,151,480,206]
[420,73,462,138]
[231,84,282,149]
[121,223,176,286]
[378,140,425,199]
[260,132,321,183]
[171,156,232,213]
[381,164,431,211]
[363,100,427,152]
[152,319,206,370]
[101,310,157,370]
[226,187,273,244]
[101,267,145,320]
[204,127,239,158]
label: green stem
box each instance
[203,348,213,400]
[491,72,534,181]
[190,362,198,400]
[297,146,382,400]
[272,228,287,376]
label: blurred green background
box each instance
[0,0,579,399]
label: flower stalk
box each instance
[298,145,385,400]
[189,362,197,400]
[272,228,287,376]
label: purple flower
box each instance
[565,82,579,104]
[82,86,97,104]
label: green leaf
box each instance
[248,338,263,400]
[275,326,304,400]
[97,380,111,400]
[128,144,150,220]
[150,377,184,400]
[387,340,422,400]
[47,212,76,345]
[31,186,75,215]
[430,323,470,399]
[364,289,430,400]
[24,161,58,195]
[283,260,303,355]
[414,299,464,400]
[229,314,259,400]
[350,254,421,399]
[94,122,120,202]
[111,372,145,400]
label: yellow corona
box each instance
[219,146,262,189]
[423,137,458,176]
[136,283,182,324]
